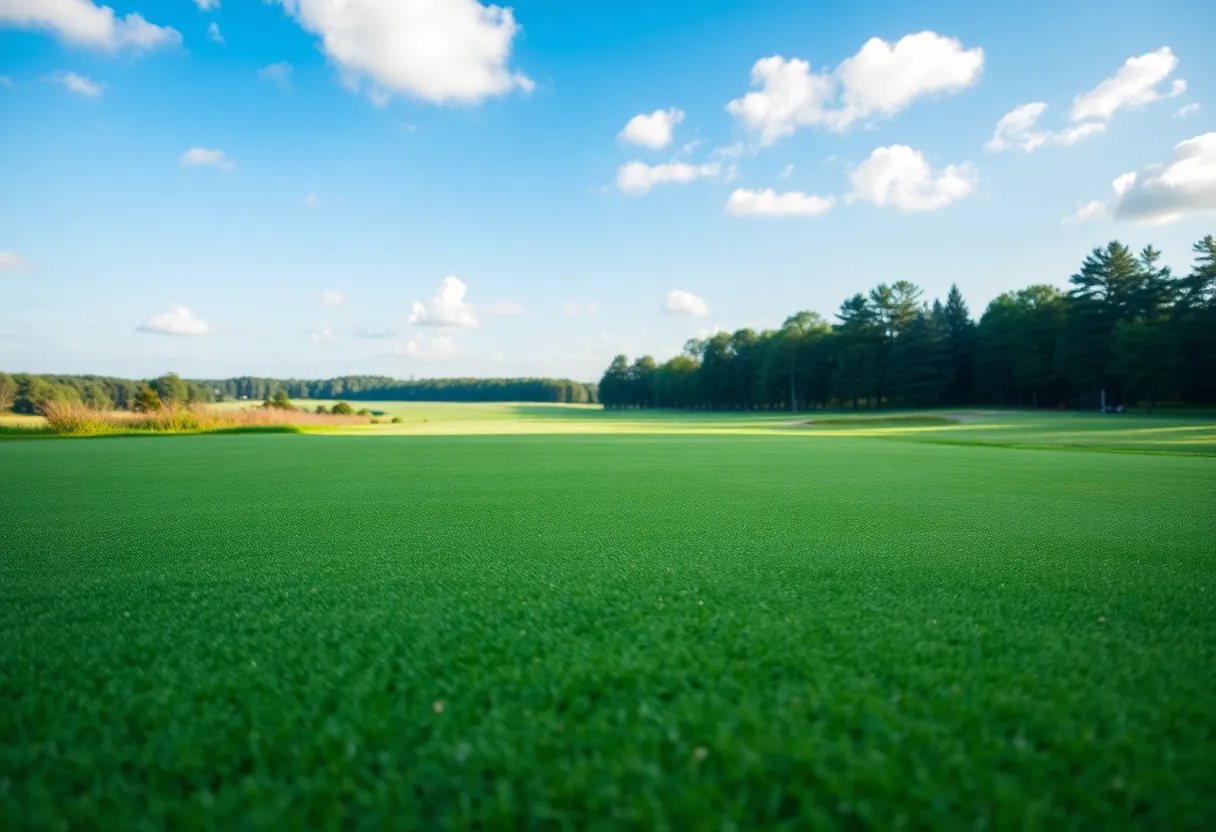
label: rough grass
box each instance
[1,433,1213,828]
[36,400,368,436]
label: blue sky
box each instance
[1,0,1213,381]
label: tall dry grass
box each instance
[39,401,369,436]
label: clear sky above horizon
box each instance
[1,0,1213,381]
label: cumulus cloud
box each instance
[727,31,983,144]
[44,70,103,96]
[180,147,234,171]
[1177,103,1199,117]
[272,0,531,105]
[0,250,27,272]
[258,61,293,89]
[486,299,524,316]
[0,0,180,52]
[985,102,1107,153]
[616,161,722,195]
[138,305,210,336]
[394,334,456,360]
[206,22,223,44]
[308,325,336,345]
[561,300,599,317]
[1075,132,1216,225]
[849,145,975,211]
[619,107,685,149]
[1062,200,1107,226]
[665,290,710,317]
[1070,47,1183,122]
[725,188,834,218]
[409,276,478,328]
[320,290,345,307]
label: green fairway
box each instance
[2,427,1215,827]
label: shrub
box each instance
[391,417,402,424]
[37,401,371,436]
[132,385,162,413]
[263,390,295,411]
[331,401,355,415]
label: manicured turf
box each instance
[2,429,1214,828]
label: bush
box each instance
[132,385,162,413]
[331,401,355,415]
[37,401,373,436]
[263,390,295,411]
[390,416,402,424]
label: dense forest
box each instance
[0,373,598,414]
[599,237,1216,411]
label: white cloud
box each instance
[1070,47,1182,122]
[486,299,524,316]
[138,305,210,336]
[358,324,398,339]
[725,188,834,218]
[394,334,456,360]
[849,145,975,211]
[320,290,345,307]
[194,0,219,10]
[180,147,234,171]
[258,61,293,89]
[616,160,722,195]
[409,276,478,328]
[44,70,103,97]
[619,107,684,149]
[1177,103,1199,117]
[665,290,710,317]
[1083,132,1216,225]
[711,142,747,160]
[0,250,27,271]
[272,0,531,105]
[304,193,322,208]
[985,102,1107,153]
[0,0,180,52]
[206,21,223,44]
[561,300,599,317]
[308,325,336,345]
[1062,200,1107,226]
[727,32,982,145]
[780,164,795,179]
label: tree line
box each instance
[599,237,1216,412]
[0,373,599,414]
[192,376,598,404]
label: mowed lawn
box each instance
[2,431,1215,828]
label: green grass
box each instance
[2,428,1214,828]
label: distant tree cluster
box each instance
[0,373,598,414]
[192,376,597,404]
[600,237,1216,412]
[1,372,213,415]
[191,376,597,404]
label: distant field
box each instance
[2,420,1214,827]
[205,400,1216,454]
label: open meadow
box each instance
[2,405,1214,827]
